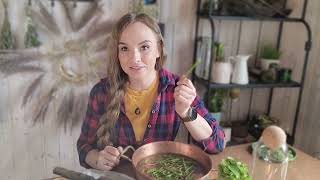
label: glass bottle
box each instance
[251,126,289,180]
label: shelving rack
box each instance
[192,0,312,145]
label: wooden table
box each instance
[208,144,320,180]
[48,144,320,180]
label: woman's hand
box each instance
[174,76,197,118]
[96,146,123,171]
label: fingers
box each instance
[174,79,197,102]
[104,146,121,156]
[117,146,124,154]
[177,77,196,91]
[96,146,122,170]
[175,87,195,100]
[96,154,113,171]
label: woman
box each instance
[77,13,225,171]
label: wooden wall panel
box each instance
[8,76,33,180]
[295,0,320,156]
[270,0,306,134]
[228,21,260,122]
[0,79,14,180]
[2,0,320,179]
[249,22,279,117]
[42,100,61,179]
[159,0,197,143]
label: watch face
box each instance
[190,107,197,120]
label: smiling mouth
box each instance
[130,66,145,70]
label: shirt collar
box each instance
[120,68,177,113]
[158,68,178,92]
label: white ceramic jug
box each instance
[229,55,251,84]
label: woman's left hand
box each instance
[174,76,197,118]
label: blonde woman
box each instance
[77,13,225,171]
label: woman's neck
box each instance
[128,71,157,91]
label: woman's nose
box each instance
[130,49,141,63]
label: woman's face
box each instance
[118,22,160,83]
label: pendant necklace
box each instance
[134,107,140,115]
[129,95,141,115]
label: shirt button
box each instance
[147,124,152,128]
[152,110,155,114]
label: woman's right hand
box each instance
[96,146,123,171]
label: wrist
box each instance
[179,109,189,119]
[180,107,197,122]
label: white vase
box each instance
[260,58,280,70]
[211,62,232,84]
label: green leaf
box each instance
[218,157,252,180]
[0,13,15,49]
[24,15,41,48]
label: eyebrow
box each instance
[118,40,152,46]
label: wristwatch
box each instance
[181,107,197,122]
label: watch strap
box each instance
[181,107,197,122]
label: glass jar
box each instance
[251,140,289,180]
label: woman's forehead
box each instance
[119,22,157,45]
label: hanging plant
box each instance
[130,0,160,20]
[0,1,15,49]
[24,7,41,48]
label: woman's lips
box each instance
[130,66,145,70]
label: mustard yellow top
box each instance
[124,76,159,142]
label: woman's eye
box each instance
[141,45,150,51]
[120,46,128,51]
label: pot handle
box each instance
[120,145,136,162]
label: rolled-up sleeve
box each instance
[191,96,225,154]
[77,86,101,168]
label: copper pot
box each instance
[127,141,212,180]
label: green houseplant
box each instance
[204,89,232,143]
[204,89,226,120]
[260,44,282,70]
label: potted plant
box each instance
[260,44,282,70]
[204,89,226,121]
[211,42,232,84]
[204,89,232,143]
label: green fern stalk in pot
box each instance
[260,44,282,70]
[0,1,15,49]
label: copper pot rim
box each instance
[131,141,213,180]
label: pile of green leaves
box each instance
[147,154,196,180]
[258,145,296,162]
[218,157,252,180]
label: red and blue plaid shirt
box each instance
[77,68,225,168]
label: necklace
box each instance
[125,94,142,116]
[125,74,159,117]
[134,107,141,115]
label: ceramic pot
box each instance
[211,62,232,84]
[260,58,280,70]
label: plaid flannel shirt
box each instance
[77,68,225,168]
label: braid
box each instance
[97,76,126,148]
